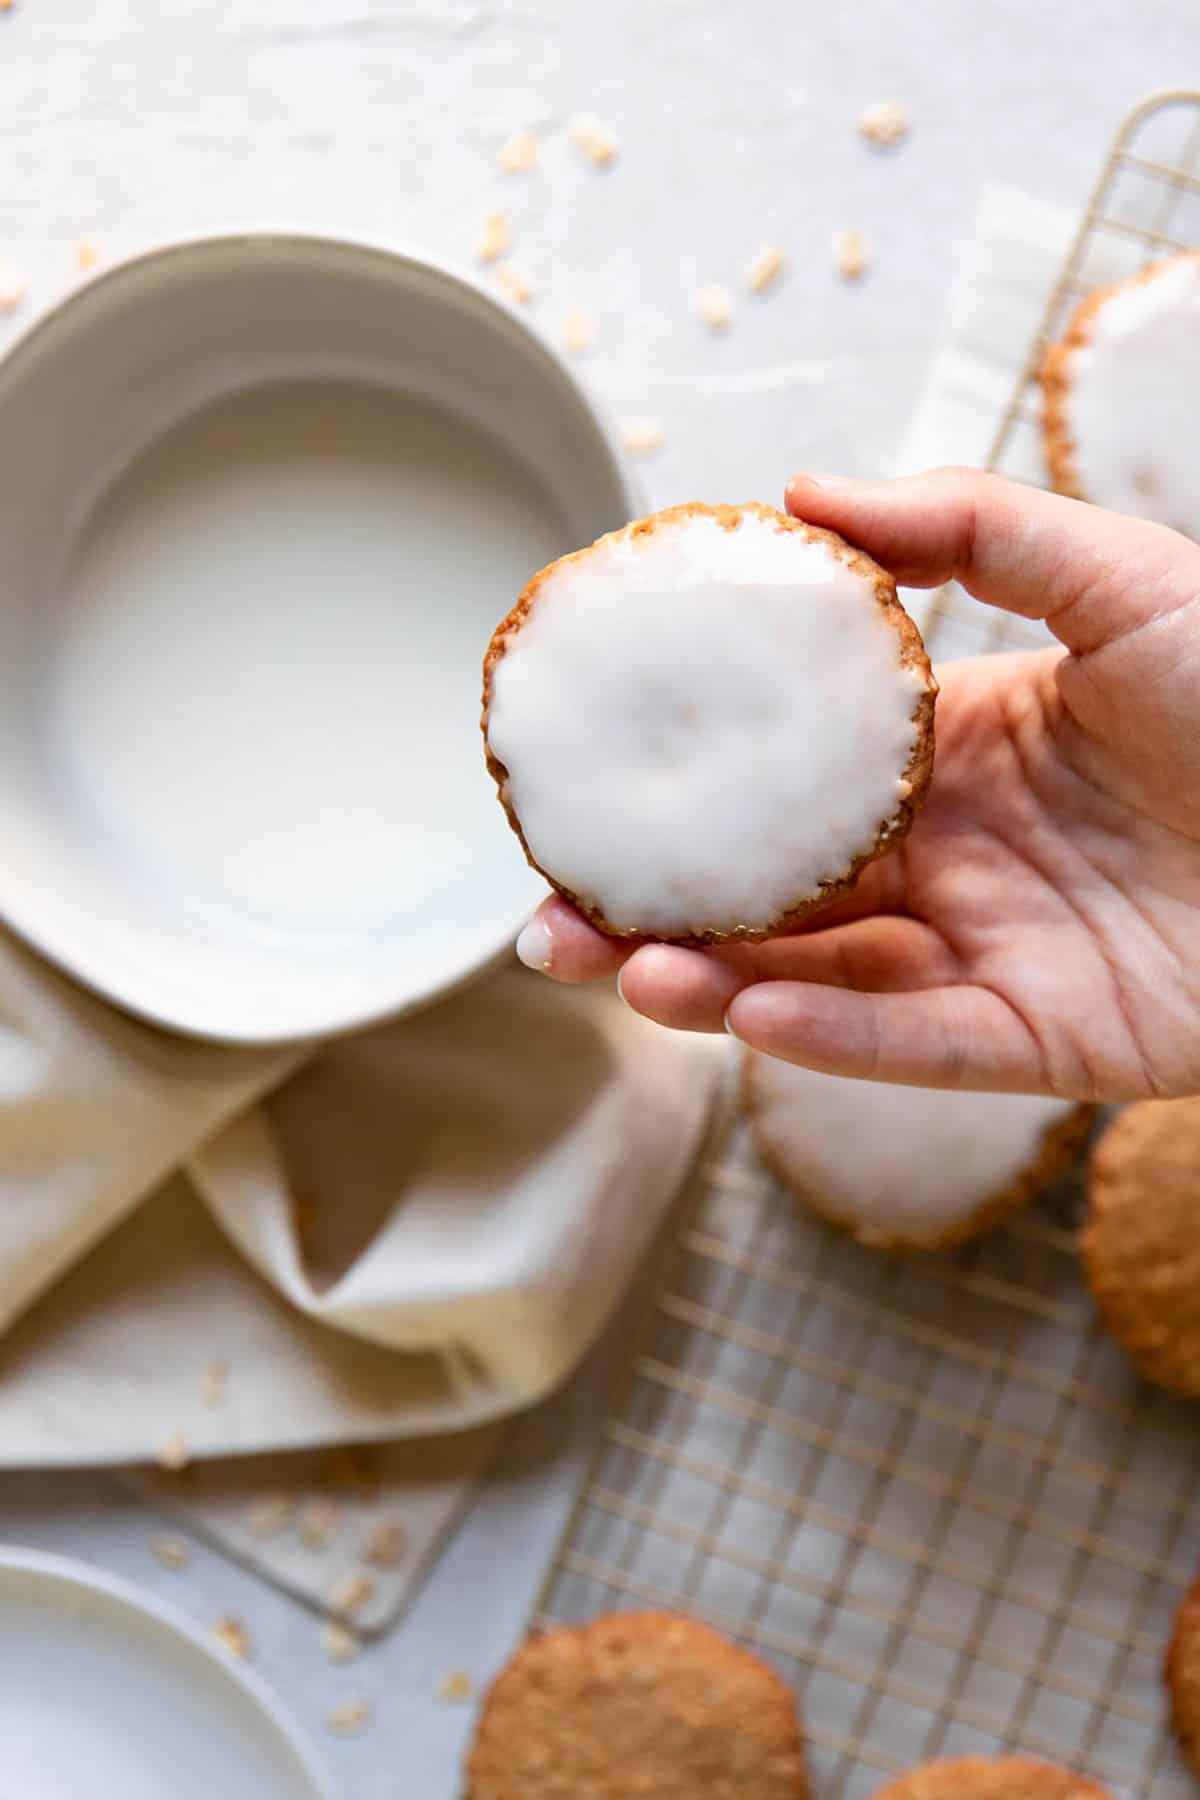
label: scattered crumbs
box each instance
[437,1670,474,1705]
[202,1359,227,1408]
[0,264,29,312]
[321,1446,381,1500]
[299,1497,340,1549]
[561,307,595,354]
[621,418,665,458]
[322,1621,360,1664]
[475,209,512,265]
[568,112,619,166]
[493,262,534,305]
[213,1616,251,1661]
[363,1519,407,1568]
[75,237,101,272]
[696,284,732,331]
[150,1535,190,1571]
[327,1699,371,1736]
[329,1572,375,1618]
[858,99,910,147]
[833,227,870,280]
[247,1495,295,1538]
[498,128,539,174]
[746,244,786,294]
[156,1430,191,1473]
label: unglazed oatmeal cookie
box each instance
[482,502,935,944]
[744,1054,1091,1252]
[1081,1098,1200,1393]
[873,1758,1115,1800]
[466,1611,808,1799]
[1040,251,1200,538]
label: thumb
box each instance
[785,467,1200,659]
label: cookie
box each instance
[1166,1573,1200,1778]
[482,502,935,944]
[465,1610,808,1799]
[744,1053,1091,1252]
[1081,1098,1200,1393]
[872,1757,1115,1799]
[1040,251,1200,539]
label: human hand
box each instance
[513,468,1200,1101]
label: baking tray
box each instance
[530,91,1200,1800]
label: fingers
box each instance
[726,979,1050,1093]
[785,468,1200,658]
[515,894,637,983]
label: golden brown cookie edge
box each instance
[871,1754,1116,1800]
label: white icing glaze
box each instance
[748,1056,1077,1240]
[485,511,928,935]
[1062,254,1200,538]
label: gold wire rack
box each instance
[529,91,1200,1800]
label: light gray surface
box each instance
[0,4,1194,1797]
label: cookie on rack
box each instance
[872,1757,1115,1799]
[465,1609,808,1799]
[482,502,936,944]
[1081,1098,1200,1394]
[743,1053,1091,1252]
[1040,250,1200,540]
[1167,1572,1200,1778]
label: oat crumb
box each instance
[299,1498,340,1549]
[696,284,732,331]
[75,237,101,272]
[858,99,910,147]
[493,262,534,305]
[247,1495,294,1537]
[834,227,870,280]
[476,209,512,265]
[498,129,539,174]
[746,245,786,295]
[569,112,619,166]
[437,1669,475,1704]
[156,1430,191,1473]
[322,1621,360,1664]
[621,418,665,458]
[214,1616,251,1660]
[202,1360,227,1407]
[329,1572,375,1618]
[0,264,29,312]
[363,1519,407,1567]
[327,1698,371,1736]
[150,1535,190,1571]
[562,308,595,354]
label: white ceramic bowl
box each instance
[0,233,636,1042]
[0,1546,334,1798]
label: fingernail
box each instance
[723,1009,746,1041]
[516,915,553,973]
[615,963,630,1003]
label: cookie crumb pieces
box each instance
[562,308,595,354]
[299,1498,340,1549]
[214,1616,251,1660]
[202,1360,227,1407]
[498,129,539,174]
[248,1495,294,1537]
[329,1572,375,1618]
[493,262,534,304]
[150,1535,190,1571]
[476,210,512,264]
[834,228,870,280]
[697,284,732,331]
[0,264,29,311]
[156,1430,191,1472]
[569,112,619,166]
[746,245,786,294]
[328,1698,371,1735]
[322,1621,360,1664]
[437,1669,474,1704]
[621,418,665,458]
[363,1520,407,1567]
[858,99,910,147]
[75,237,101,272]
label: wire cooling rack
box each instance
[529,92,1200,1800]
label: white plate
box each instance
[0,233,636,1042]
[0,1547,334,1799]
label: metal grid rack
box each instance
[530,92,1200,1800]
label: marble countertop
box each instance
[0,2,1193,1794]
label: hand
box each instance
[514,468,1200,1101]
